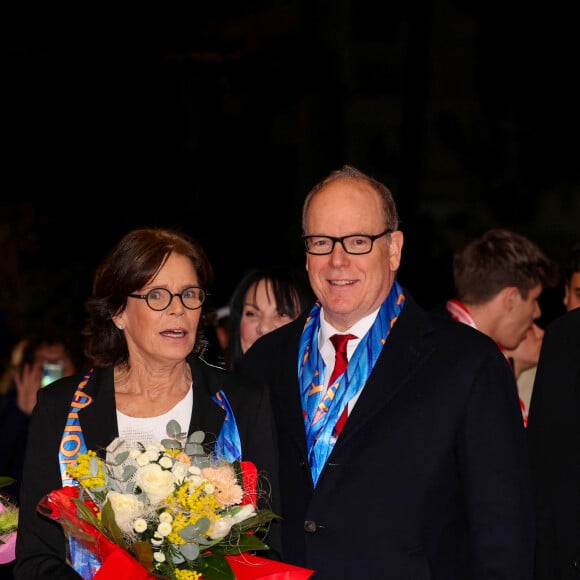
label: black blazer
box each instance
[527,308,580,579]
[14,355,279,580]
[241,294,535,579]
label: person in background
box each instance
[526,307,580,579]
[225,266,314,371]
[0,331,81,501]
[445,228,557,426]
[504,322,545,421]
[504,242,578,425]
[562,242,580,311]
[0,338,29,396]
[14,227,279,579]
[240,164,535,578]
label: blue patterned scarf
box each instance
[212,390,242,462]
[59,369,102,579]
[298,280,405,485]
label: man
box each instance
[563,242,580,311]
[526,308,580,579]
[240,165,535,578]
[446,228,557,427]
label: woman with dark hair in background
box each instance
[225,267,315,371]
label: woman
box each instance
[14,228,279,579]
[504,322,545,427]
[225,267,314,371]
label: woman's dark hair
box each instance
[226,266,314,371]
[82,228,214,367]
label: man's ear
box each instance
[388,230,404,271]
[500,286,520,312]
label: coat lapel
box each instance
[78,367,119,450]
[334,298,436,443]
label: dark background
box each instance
[2,1,579,360]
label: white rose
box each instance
[159,511,173,524]
[153,551,166,563]
[151,532,164,546]
[172,460,189,483]
[209,516,233,539]
[188,465,201,476]
[107,491,145,533]
[145,442,165,454]
[133,518,148,533]
[136,453,152,467]
[157,521,173,537]
[135,463,175,504]
[159,455,173,469]
[187,475,203,489]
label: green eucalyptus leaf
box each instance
[113,450,130,465]
[122,465,137,481]
[88,456,100,476]
[161,439,181,449]
[107,479,122,493]
[185,442,205,456]
[179,517,211,540]
[180,542,200,561]
[190,455,211,469]
[187,431,206,444]
[166,419,181,436]
[171,552,185,564]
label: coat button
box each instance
[304,520,317,533]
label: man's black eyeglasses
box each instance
[128,287,207,311]
[302,229,392,255]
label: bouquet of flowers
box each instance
[0,476,19,564]
[39,421,312,580]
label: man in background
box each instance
[445,228,557,426]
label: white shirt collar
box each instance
[318,306,381,360]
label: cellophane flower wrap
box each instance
[0,476,19,564]
[38,420,312,580]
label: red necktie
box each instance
[329,333,357,437]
